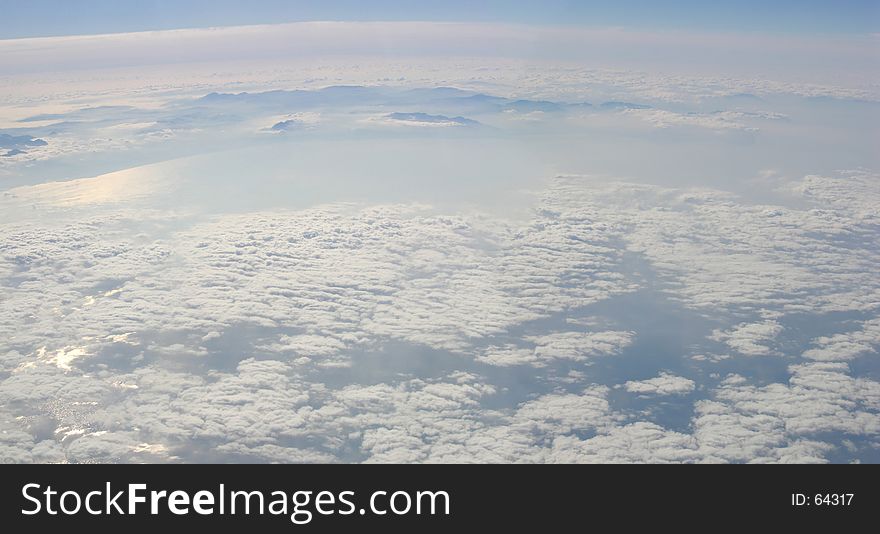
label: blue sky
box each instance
[1,0,877,39]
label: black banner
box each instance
[0,465,875,530]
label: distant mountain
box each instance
[198,86,388,109]
[726,93,763,101]
[402,87,474,99]
[386,112,479,126]
[16,113,65,123]
[196,86,589,122]
[270,119,301,131]
[459,93,508,104]
[503,100,565,113]
[0,133,48,149]
[600,101,651,110]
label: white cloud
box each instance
[1,157,878,463]
[624,373,695,396]
[549,423,700,463]
[525,331,633,364]
[477,344,541,367]
[710,321,783,356]
[694,363,880,460]
[546,172,880,316]
[802,318,880,361]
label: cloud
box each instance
[476,344,541,367]
[621,108,774,132]
[549,422,700,463]
[551,361,876,464]
[1,158,878,462]
[0,23,867,464]
[710,321,783,356]
[802,318,880,361]
[0,410,66,464]
[525,331,634,364]
[545,172,880,316]
[694,362,880,461]
[624,373,695,396]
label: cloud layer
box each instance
[1,169,877,463]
